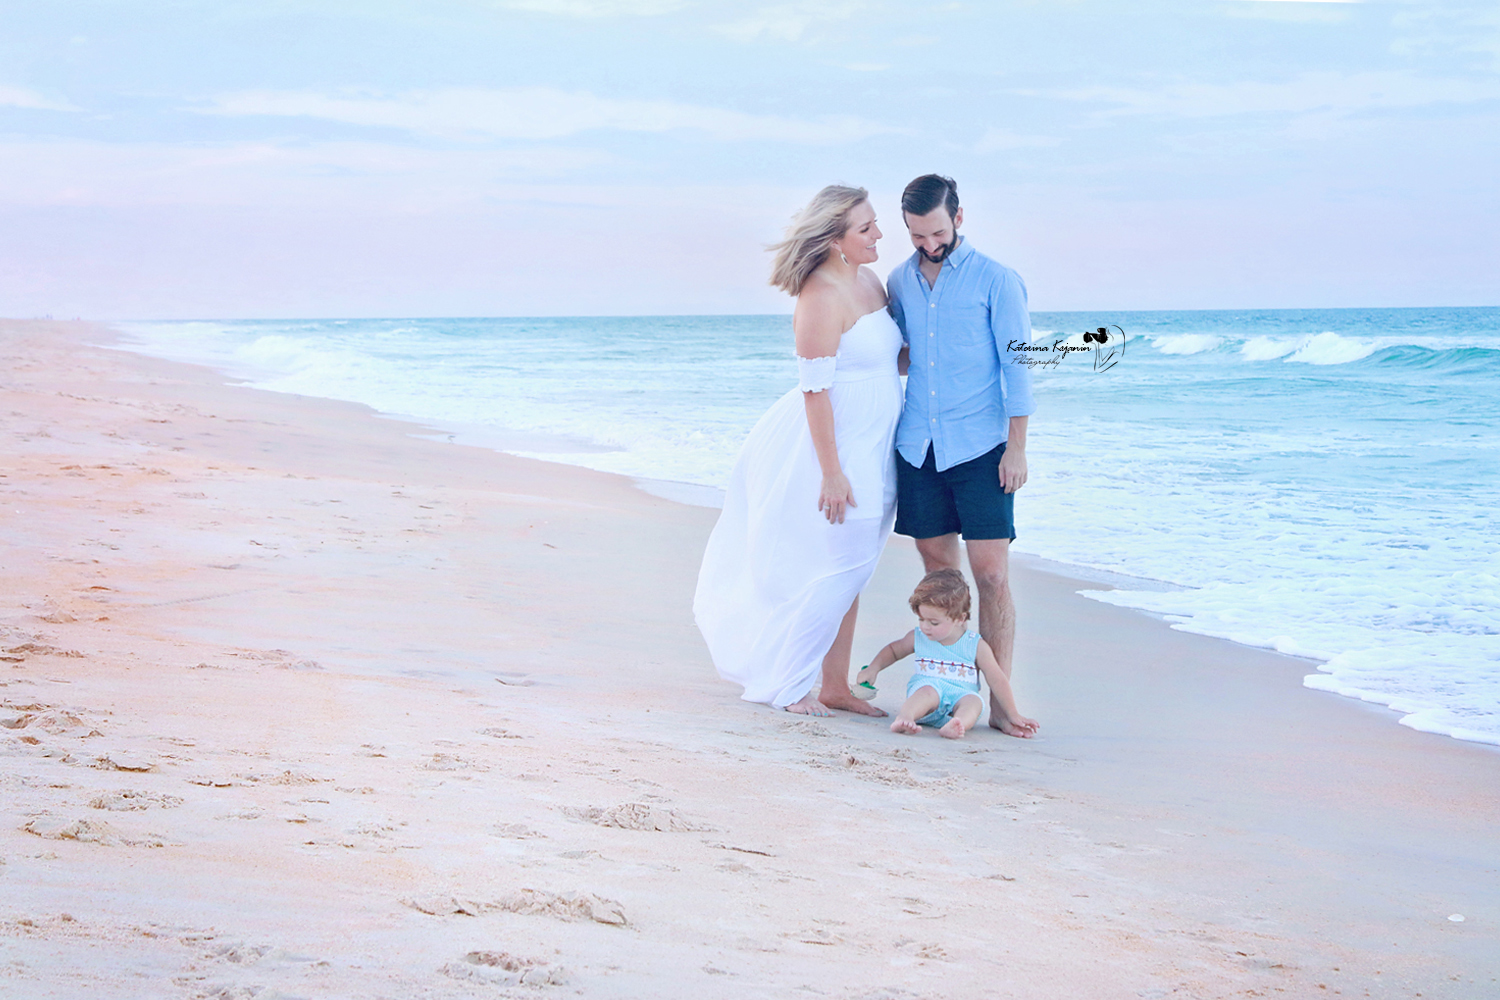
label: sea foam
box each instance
[1284,331,1379,365]
[113,307,1500,748]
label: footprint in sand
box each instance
[440,951,568,987]
[404,890,626,926]
[779,719,836,738]
[562,802,713,833]
[423,753,489,772]
[22,816,169,847]
[478,726,523,739]
[211,942,272,965]
[244,770,327,786]
[807,748,924,787]
[495,889,627,926]
[89,790,184,811]
[92,752,159,773]
[215,809,263,821]
[188,776,239,788]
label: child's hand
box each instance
[995,715,1039,739]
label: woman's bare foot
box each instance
[939,716,967,739]
[819,689,887,717]
[785,692,834,717]
[890,715,920,735]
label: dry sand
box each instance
[1,319,1495,999]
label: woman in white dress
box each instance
[694,185,905,717]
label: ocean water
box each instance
[115,308,1500,747]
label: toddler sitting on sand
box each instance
[853,569,1039,739]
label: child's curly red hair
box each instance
[908,568,971,621]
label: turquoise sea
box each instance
[117,307,1500,747]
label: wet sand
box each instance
[1,319,1495,998]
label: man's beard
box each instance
[918,234,959,264]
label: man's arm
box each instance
[1000,415,1028,493]
[991,269,1035,493]
[886,271,908,345]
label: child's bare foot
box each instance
[989,714,1039,738]
[785,692,834,717]
[890,716,920,735]
[939,716,968,739]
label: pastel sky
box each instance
[2,1,1497,318]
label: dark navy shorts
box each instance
[894,442,1017,541]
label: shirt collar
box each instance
[907,235,973,273]
[945,236,973,269]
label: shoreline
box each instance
[3,319,1496,998]
[104,322,1488,754]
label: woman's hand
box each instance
[819,472,857,524]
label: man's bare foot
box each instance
[785,692,834,717]
[819,689,887,717]
[939,717,968,739]
[890,716,920,735]
[988,714,1039,738]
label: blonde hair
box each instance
[909,568,971,621]
[768,185,869,296]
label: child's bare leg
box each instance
[940,694,983,739]
[891,686,940,735]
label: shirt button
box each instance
[929,332,934,337]
[930,303,936,308]
[930,390,936,395]
[931,418,936,423]
[930,361,935,366]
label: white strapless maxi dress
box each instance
[694,309,904,708]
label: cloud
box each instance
[0,139,616,209]
[974,127,1062,153]
[1391,7,1500,72]
[200,86,900,144]
[1224,0,1360,23]
[491,0,690,14]
[1022,71,1500,120]
[713,2,862,43]
[0,86,78,112]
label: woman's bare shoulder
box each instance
[793,278,846,353]
[857,266,890,307]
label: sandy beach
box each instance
[1,319,1495,999]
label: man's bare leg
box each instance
[817,597,886,717]
[964,538,1019,730]
[913,532,962,576]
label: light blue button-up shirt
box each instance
[888,238,1036,472]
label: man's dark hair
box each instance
[901,174,959,220]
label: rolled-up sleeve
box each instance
[990,269,1036,418]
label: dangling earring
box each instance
[839,248,849,266]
